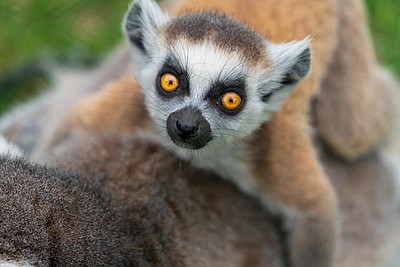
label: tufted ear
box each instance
[259,38,311,111]
[124,0,169,64]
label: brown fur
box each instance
[315,0,398,160]
[41,75,152,154]
[0,156,139,266]
[43,132,288,267]
[164,12,267,64]
[160,1,339,266]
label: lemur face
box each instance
[124,0,311,153]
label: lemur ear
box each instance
[259,38,311,110]
[124,0,169,61]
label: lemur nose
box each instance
[175,121,199,139]
[167,107,212,149]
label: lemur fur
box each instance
[315,0,398,160]
[124,1,338,266]
[0,136,23,159]
[5,71,400,267]
[0,140,139,266]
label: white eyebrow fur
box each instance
[173,40,246,100]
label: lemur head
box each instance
[124,0,311,154]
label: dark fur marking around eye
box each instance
[164,12,267,64]
[206,76,247,115]
[156,55,190,97]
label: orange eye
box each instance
[221,92,242,110]
[160,73,179,92]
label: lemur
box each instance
[123,0,338,266]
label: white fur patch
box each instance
[0,261,33,267]
[0,136,23,159]
[379,150,400,203]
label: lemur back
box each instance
[0,138,139,266]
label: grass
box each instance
[0,0,399,113]
[0,0,129,113]
[0,0,128,73]
[365,0,400,75]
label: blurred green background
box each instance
[0,0,399,114]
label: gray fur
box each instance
[0,156,138,266]
[31,122,400,267]
[42,131,287,267]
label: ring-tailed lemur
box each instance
[123,0,338,266]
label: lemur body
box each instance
[124,0,337,266]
